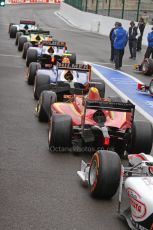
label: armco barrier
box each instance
[6,0,61,4]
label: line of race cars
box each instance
[9,20,153,230]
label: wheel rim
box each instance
[89,159,98,186]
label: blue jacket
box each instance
[112,27,128,49]
[147,31,153,47]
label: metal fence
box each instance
[64,0,153,23]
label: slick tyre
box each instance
[10,25,17,38]
[69,53,76,64]
[18,37,28,51]
[127,120,153,155]
[22,42,32,59]
[26,49,38,67]
[8,23,14,34]
[37,91,57,122]
[88,150,121,199]
[15,32,23,46]
[27,62,41,85]
[48,114,72,152]
[142,58,153,76]
[34,74,50,100]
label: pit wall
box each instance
[60,2,153,46]
[6,0,60,4]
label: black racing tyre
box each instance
[22,42,32,59]
[142,58,153,76]
[18,37,28,51]
[90,81,105,98]
[149,79,153,94]
[27,62,41,85]
[127,120,153,155]
[10,25,17,38]
[48,114,72,151]
[69,53,76,64]
[26,49,38,67]
[37,91,57,122]
[15,32,23,46]
[88,150,121,199]
[34,74,50,100]
[9,23,14,34]
[108,96,123,102]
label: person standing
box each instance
[109,22,119,62]
[112,22,128,70]
[137,17,145,51]
[144,27,153,59]
[128,21,140,60]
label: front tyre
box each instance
[88,150,121,199]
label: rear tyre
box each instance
[34,74,50,100]
[48,114,72,151]
[18,37,28,51]
[22,42,32,59]
[127,120,153,155]
[69,53,76,64]
[8,23,14,34]
[142,58,153,76]
[37,91,57,122]
[15,32,23,45]
[10,26,17,38]
[88,150,121,199]
[26,49,38,67]
[27,62,41,85]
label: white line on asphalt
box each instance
[85,61,153,123]
[0,53,20,58]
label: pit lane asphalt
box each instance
[0,4,152,230]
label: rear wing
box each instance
[85,100,135,112]
[29,30,50,35]
[56,63,91,72]
[20,20,35,25]
[42,41,66,48]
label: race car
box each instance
[133,58,153,76]
[17,30,51,52]
[137,79,153,96]
[33,63,99,100]
[9,20,38,39]
[42,84,152,157]
[25,40,75,68]
[77,151,153,230]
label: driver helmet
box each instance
[62,56,70,64]
[35,34,41,41]
[24,24,29,30]
[64,70,73,82]
[47,36,53,42]
[87,87,101,100]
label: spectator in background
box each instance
[137,17,145,51]
[109,22,119,62]
[112,22,128,70]
[128,21,140,60]
[144,27,153,59]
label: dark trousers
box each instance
[144,47,153,59]
[137,35,142,51]
[114,49,124,69]
[110,41,114,61]
[129,39,137,58]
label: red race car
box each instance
[36,86,152,157]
